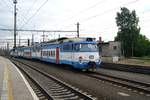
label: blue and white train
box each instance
[10,37,102,71]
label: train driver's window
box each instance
[63,44,72,51]
[74,44,80,52]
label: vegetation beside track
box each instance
[102,57,150,67]
[117,58,150,67]
[101,62,150,75]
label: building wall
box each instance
[100,43,110,56]
[109,41,121,56]
[100,41,121,57]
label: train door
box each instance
[29,48,32,58]
[56,47,60,64]
[71,44,74,63]
[40,48,42,59]
[62,43,73,65]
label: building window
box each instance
[113,46,117,50]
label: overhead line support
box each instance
[0,29,77,33]
[13,0,17,48]
[77,22,80,38]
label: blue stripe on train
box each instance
[60,60,101,69]
[37,57,101,69]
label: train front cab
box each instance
[60,42,101,71]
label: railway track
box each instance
[86,72,150,95]
[18,65,52,100]
[11,58,96,100]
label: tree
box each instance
[115,7,140,57]
[134,34,150,57]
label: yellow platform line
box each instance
[0,60,14,100]
[6,63,14,100]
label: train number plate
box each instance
[89,55,94,59]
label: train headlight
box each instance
[96,56,101,64]
[79,56,83,64]
[99,56,102,60]
[99,56,102,64]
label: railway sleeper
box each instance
[50,87,65,91]
[52,93,76,98]
[51,89,68,93]
[50,84,60,87]
[52,93,75,97]
[38,96,46,99]
[51,91,72,96]
[50,85,63,89]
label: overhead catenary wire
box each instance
[93,5,150,31]
[58,0,140,31]
[80,0,141,34]
[17,0,46,30]
[17,11,30,27]
[25,0,39,16]
[80,0,140,23]
[3,0,13,7]
[19,0,49,29]
[1,0,13,13]
[2,0,149,41]
[0,28,77,33]
[0,25,10,29]
[87,5,150,31]
[51,0,107,27]
[19,0,141,32]
[62,0,107,21]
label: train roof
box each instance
[42,37,96,44]
[40,37,96,46]
[13,37,97,49]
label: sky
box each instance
[0,0,150,48]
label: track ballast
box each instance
[11,58,96,100]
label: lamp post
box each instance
[13,0,17,48]
[77,22,80,38]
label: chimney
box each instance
[99,37,102,43]
[28,39,30,46]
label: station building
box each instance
[98,37,122,62]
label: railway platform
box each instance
[0,56,38,100]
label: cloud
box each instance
[0,0,150,48]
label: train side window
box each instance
[53,51,55,56]
[51,51,53,56]
[50,51,51,56]
[74,44,80,51]
[43,51,45,56]
[48,51,50,56]
[63,44,72,52]
[47,51,48,56]
[37,47,40,52]
[51,51,54,57]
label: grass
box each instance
[117,58,150,66]
[102,56,150,66]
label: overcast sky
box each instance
[0,0,150,48]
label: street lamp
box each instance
[13,0,17,48]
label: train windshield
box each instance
[74,43,98,52]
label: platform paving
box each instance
[0,56,38,100]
